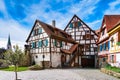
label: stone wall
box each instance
[101,68,120,79]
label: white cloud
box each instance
[105,0,120,14]
[69,0,100,18]
[0,18,29,50]
[0,1,29,50]
[0,0,101,49]
[21,0,100,30]
[87,19,102,30]
[0,38,25,50]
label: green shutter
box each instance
[38,41,42,48]
[32,42,35,48]
[44,39,48,47]
[78,22,81,27]
[69,23,73,28]
[54,40,57,47]
[60,41,62,47]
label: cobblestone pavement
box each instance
[0,68,119,80]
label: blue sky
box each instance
[0,0,120,49]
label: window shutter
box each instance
[104,43,106,50]
[69,23,73,28]
[32,42,35,48]
[78,22,81,27]
[54,40,57,47]
[44,39,48,47]
[38,41,42,48]
[60,41,62,47]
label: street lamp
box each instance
[42,54,45,69]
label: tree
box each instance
[4,45,23,80]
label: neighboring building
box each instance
[64,15,98,68]
[97,15,120,67]
[26,15,98,68]
[107,20,120,67]
[95,29,100,35]
[7,34,12,50]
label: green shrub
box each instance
[105,64,120,73]
[29,65,43,70]
[0,59,9,68]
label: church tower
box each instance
[7,34,12,50]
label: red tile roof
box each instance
[104,15,120,31]
[26,20,77,44]
[97,15,120,44]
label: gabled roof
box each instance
[64,14,98,36]
[108,20,120,33]
[26,20,77,44]
[97,15,120,44]
[102,15,120,31]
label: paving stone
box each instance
[0,69,119,80]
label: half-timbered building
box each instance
[26,20,82,68]
[26,15,98,68]
[64,15,98,68]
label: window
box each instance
[69,23,73,28]
[34,29,39,35]
[111,37,114,47]
[84,44,90,51]
[106,42,108,50]
[36,41,38,48]
[94,47,97,52]
[100,44,102,51]
[78,21,82,27]
[91,35,94,39]
[38,40,42,48]
[32,42,36,48]
[73,21,78,27]
[102,29,104,35]
[86,34,90,39]
[86,30,90,33]
[43,39,48,47]
[38,28,42,34]
[110,55,114,63]
[104,43,106,50]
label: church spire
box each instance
[7,34,12,50]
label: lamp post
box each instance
[42,54,45,69]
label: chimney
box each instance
[52,20,55,27]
